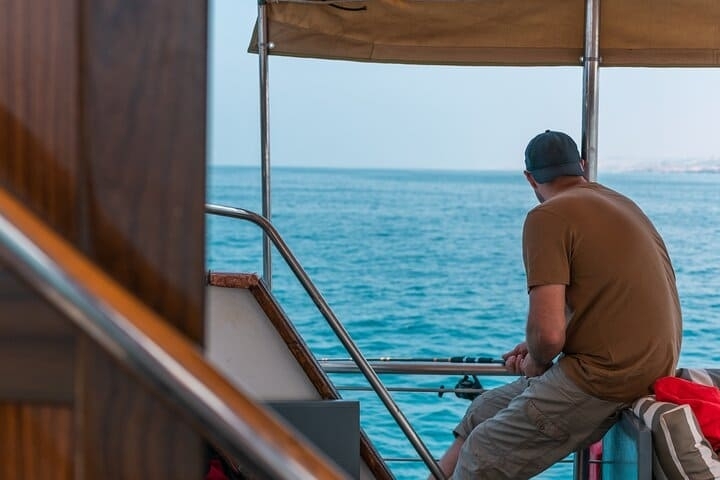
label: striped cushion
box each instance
[632,393,720,480]
[676,368,720,388]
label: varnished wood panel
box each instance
[76,1,208,479]
[0,339,74,403]
[81,0,207,339]
[78,342,204,480]
[0,403,73,480]
[0,268,74,338]
[0,0,80,240]
[1,4,80,469]
[0,299,72,338]
[2,0,209,478]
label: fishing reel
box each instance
[438,374,484,401]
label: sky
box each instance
[208,1,720,172]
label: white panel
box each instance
[205,285,320,401]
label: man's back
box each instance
[523,182,682,402]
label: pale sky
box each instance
[209,1,720,171]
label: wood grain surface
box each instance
[0,0,210,478]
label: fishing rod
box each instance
[336,373,487,401]
[334,384,484,396]
[319,356,506,364]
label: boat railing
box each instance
[0,188,349,480]
[325,363,650,478]
[322,361,595,472]
[206,202,449,479]
[320,360,509,376]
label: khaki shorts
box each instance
[452,365,626,480]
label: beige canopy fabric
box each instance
[250,0,720,67]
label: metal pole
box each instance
[576,5,600,476]
[258,1,272,289]
[573,447,590,480]
[581,0,600,182]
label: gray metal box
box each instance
[268,400,361,479]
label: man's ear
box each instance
[524,170,538,188]
[580,159,587,171]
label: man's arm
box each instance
[522,284,567,377]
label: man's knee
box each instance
[452,379,528,440]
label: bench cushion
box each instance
[655,376,720,451]
[677,368,720,388]
[633,397,720,479]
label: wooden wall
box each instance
[0,1,208,478]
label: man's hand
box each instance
[503,342,553,377]
[520,353,552,378]
[502,342,528,374]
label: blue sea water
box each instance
[206,166,720,479]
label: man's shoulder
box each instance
[546,183,631,208]
[523,203,570,233]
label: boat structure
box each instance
[1,1,719,479]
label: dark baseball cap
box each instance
[524,130,583,183]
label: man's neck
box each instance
[542,176,588,201]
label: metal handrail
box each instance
[206,202,447,480]
[321,360,511,376]
[0,189,347,480]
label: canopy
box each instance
[251,0,720,67]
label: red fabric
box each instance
[204,459,229,480]
[588,440,603,480]
[654,376,720,451]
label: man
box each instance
[433,130,682,479]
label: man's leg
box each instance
[453,366,624,480]
[435,437,464,478]
[430,377,529,479]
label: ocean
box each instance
[206,166,720,479]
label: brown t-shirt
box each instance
[522,182,682,402]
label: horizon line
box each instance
[208,164,720,174]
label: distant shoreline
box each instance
[208,164,720,175]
